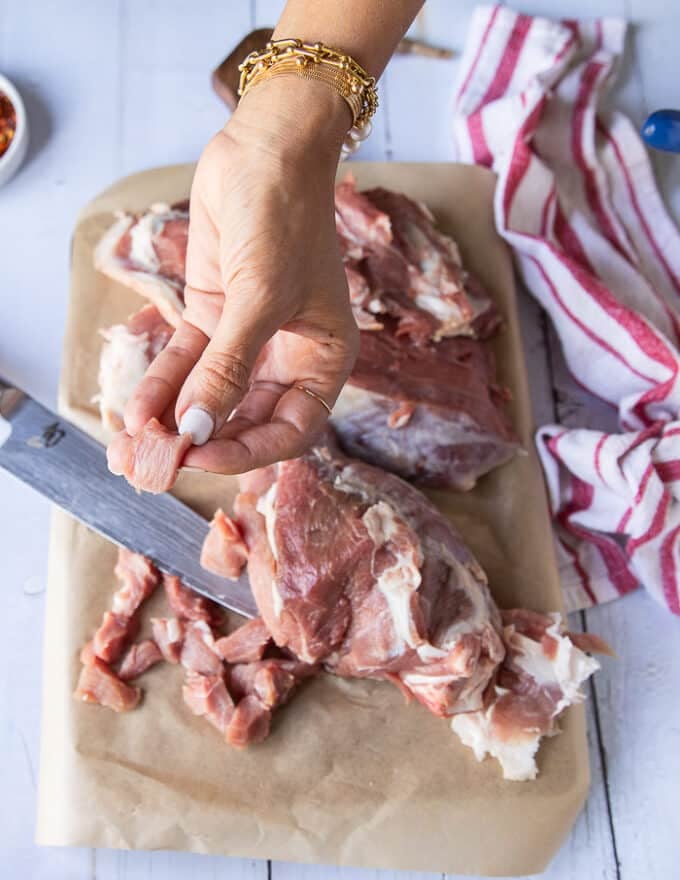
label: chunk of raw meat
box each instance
[151,616,185,663]
[182,671,235,733]
[366,186,497,338]
[94,201,189,326]
[118,639,163,681]
[163,573,220,623]
[225,695,272,747]
[200,509,248,579]
[107,417,192,494]
[224,433,602,774]
[179,620,223,676]
[228,659,317,707]
[333,322,518,489]
[79,548,160,705]
[90,549,158,663]
[80,641,96,665]
[335,175,392,256]
[214,617,272,663]
[96,305,174,431]
[334,175,497,342]
[450,611,600,781]
[92,611,135,664]
[112,548,160,617]
[235,432,505,719]
[75,656,141,712]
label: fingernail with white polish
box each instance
[178,406,214,446]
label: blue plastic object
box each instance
[641,109,680,154]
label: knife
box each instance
[0,377,257,618]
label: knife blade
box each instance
[0,378,257,618]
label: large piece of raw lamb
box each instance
[202,431,600,779]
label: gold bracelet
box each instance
[238,38,378,156]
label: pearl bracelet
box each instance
[238,38,378,158]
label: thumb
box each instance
[175,292,276,445]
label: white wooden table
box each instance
[2,2,679,878]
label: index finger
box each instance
[123,320,208,435]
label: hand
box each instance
[124,77,359,474]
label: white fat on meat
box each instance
[452,704,543,782]
[451,617,600,781]
[256,484,283,619]
[362,501,423,652]
[126,202,178,272]
[128,212,162,272]
[94,204,187,327]
[510,614,599,714]
[413,286,491,341]
[95,324,153,431]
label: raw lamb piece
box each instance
[80,641,96,665]
[118,639,163,681]
[234,432,505,718]
[151,616,185,663]
[94,201,189,326]
[334,175,498,342]
[163,573,220,623]
[75,656,141,712]
[182,671,235,733]
[366,186,498,338]
[92,611,135,664]
[90,548,159,663]
[214,617,272,663]
[335,175,392,256]
[451,610,600,781]
[333,322,519,489]
[112,548,160,617]
[96,304,174,431]
[77,548,160,706]
[227,659,317,707]
[225,695,272,747]
[200,509,248,579]
[179,620,223,676]
[220,434,602,775]
[107,417,192,494]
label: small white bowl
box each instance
[0,74,29,187]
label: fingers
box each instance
[174,297,278,443]
[182,376,341,474]
[123,321,208,435]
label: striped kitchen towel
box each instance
[453,5,680,614]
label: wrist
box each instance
[229,75,351,167]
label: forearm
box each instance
[273,0,424,78]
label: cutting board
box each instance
[36,162,589,876]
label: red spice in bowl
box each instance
[0,91,17,158]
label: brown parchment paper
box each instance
[36,163,589,876]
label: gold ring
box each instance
[293,384,333,416]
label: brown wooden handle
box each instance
[211,27,274,110]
